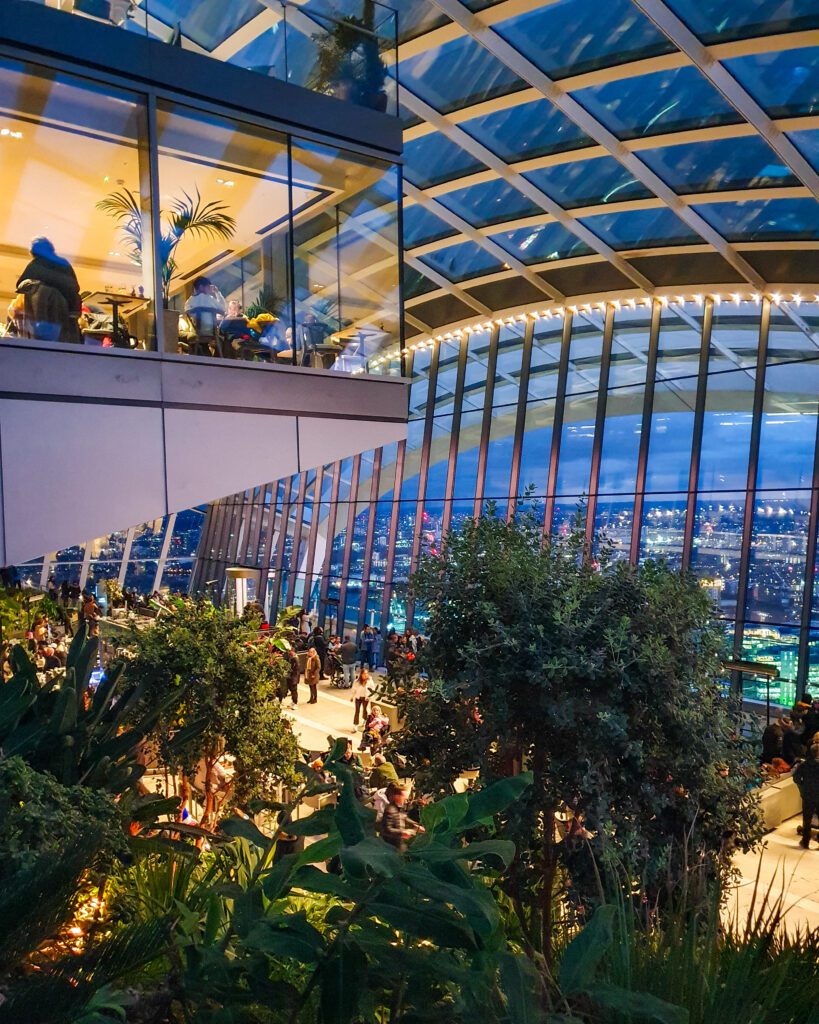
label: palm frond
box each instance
[96,189,144,267]
[167,188,236,243]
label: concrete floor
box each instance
[282,671,386,755]
[728,816,819,935]
[284,677,819,936]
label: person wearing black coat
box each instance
[794,743,819,849]
[310,627,328,678]
[17,237,82,342]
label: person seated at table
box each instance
[359,703,390,753]
[16,237,82,343]
[184,277,225,348]
[219,299,250,354]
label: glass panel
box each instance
[169,508,207,559]
[580,207,703,249]
[124,559,159,593]
[131,519,168,559]
[527,318,564,400]
[392,502,417,580]
[403,204,457,248]
[425,416,454,502]
[161,559,194,593]
[418,239,505,283]
[552,496,586,536]
[149,0,263,52]
[555,392,597,495]
[404,265,439,302]
[492,223,593,265]
[745,492,810,627]
[493,323,527,408]
[396,34,527,114]
[693,198,819,242]
[290,138,400,373]
[452,408,485,500]
[639,494,689,569]
[409,346,433,417]
[789,128,819,175]
[525,156,652,209]
[690,492,746,619]
[668,0,819,44]
[644,378,697,493]
[439,179,540,229]
[726,49,819,119]
[656,305,703,380]
[768,305,819,361]
[484,406,518,500]
[403,133,487,189]
[400,420,425,502]
[740,624,800,708]
[709,305,760,371]
[566,316,605,395]
[518,399,555,496]
[461,99,594,164]
[608,304,652,389]
[697,368,757,491]
[756,360,819,490]
[156,100,292,360]
[433,341,463,415]
[593,496,634,560]
[0,57,156,349]
[641,136,798,194]
[496,0,672,79]
[574,66,741,140]
[597,386,644,494]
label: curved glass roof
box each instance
[121,0,819,335]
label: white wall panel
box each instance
[0,400,166,565]
[164,409,300,512]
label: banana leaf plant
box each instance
[96,187,236,305]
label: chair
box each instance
[186,310,223,358]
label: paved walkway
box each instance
[728,816,819,935]
[282,671,387,754]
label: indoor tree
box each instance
[389,508,764,961]
[118,598,300,826]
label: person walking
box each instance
[340,634,358,689]
[304,646,322,705]
[795,741,819,849]
[284,648,301,708]
[350,665,373,732]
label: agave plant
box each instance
[96,187,236,305]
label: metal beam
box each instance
[404,254,492,317]
[631,0,819,201]
[404,180,562,300]
[427,0,767,292]
[400,84,657,294]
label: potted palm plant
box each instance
[97,187,236,350]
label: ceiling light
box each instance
[216,178,235,187]
[0,127,23,139]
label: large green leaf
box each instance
[320,941,365,1024]
[400,864,500,939]
[415,839,516,870]
[219,816,272,850]
[498,951,547,1024]
[584,983,689,1024]
[367,900,477,950]
[288,806,338,837]
[244,914,326,964]
[558,905,616,996]
[340,837,402,879]
[0,673,36,735]
[461,772,534,829]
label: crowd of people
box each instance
[760,695,819,849]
